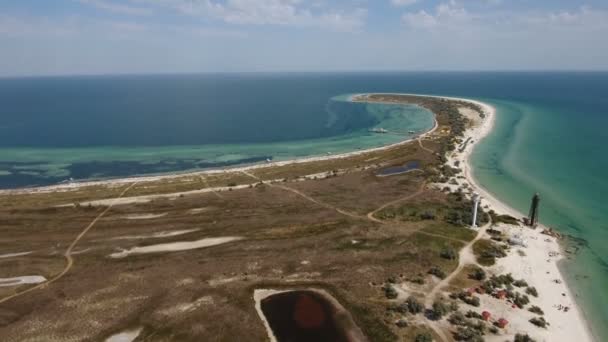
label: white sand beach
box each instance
[0,93,594,341]
[441,96,594,342]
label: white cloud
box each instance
[77,0,153,16]
[402,10,437,28]
[135,0,366,31]
[402,0,469,29]
[390,0,418,7]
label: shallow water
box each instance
[1,72,607,340]
[376,160,420,176]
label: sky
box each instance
[1,0,608,76]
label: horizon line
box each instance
[2,69,608,79]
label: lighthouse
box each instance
[472,192,480,228]
[528,193,540,227]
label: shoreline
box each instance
[440,96,595,342]
[0,93,595,340]
[0,102,439,195]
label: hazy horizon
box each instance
[2,1,608,77]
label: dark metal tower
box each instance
[528,193,540,227]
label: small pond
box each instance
[260,290,356,342]
[376,160,420,176]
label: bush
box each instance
[515,333,537,342]
[383,284,398,299]
[528,305,544,315]
[474,240,507,266]
[456,291,481,307]
[469,267,486,281]
[465,310,482,319]
[448,311,467,326]
[513,279,528,287]
[440,247,457,260]
[410,277,425,285]
[429,266,446,279]
[404,296,424,314]
[529,317,548,328]
[454,326,484,342]
[431,300,451,320]
[526,286,538,297]
[414,332,433,342]
[512,293,530,309]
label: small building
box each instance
[482,311,491,321]
[497,318,509,328]
[496,290,508,300]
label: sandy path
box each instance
[424,222,488,307]
[0,182,137,305]
[199,175,224,199]
[366,183,427,223]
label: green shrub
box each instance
[448,311,467,326]
[440,247,457,260]
[513,279,528,287]
[529,317,548,328]
[382,284,398,299]
[454,326,484,342]
[414,332,433,342]
[404,296,424,314]
[431,300,451,320]
[526,286,538,297]
[469,267,486,281]
[528,305,544,315]
[465,310,482,319]
[514,333,537,342]
[429,266,446,279]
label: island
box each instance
[0,94,592,342]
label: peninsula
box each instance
[0,94,592,342]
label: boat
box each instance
[369,128,388,134]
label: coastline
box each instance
[0,102,438,195]
[0,93,594,340]
[441,97,595,342]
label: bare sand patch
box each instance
[0,276,47,287]
[109,236,243,258]
[105,327,142,342]
[0,251,32,259]
[123,213,168,220]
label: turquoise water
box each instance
[1,72,606,339]
[0,80,434,187]
[471,98,608,341]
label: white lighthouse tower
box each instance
[471,192,480,228]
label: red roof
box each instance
[497,318,509,328]
[482,311,491,320]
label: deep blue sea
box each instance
[1,72,606,339]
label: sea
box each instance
[0,72,606,340]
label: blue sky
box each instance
[1,0,607,76]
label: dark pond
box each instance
[376,160,420,176]
[260,290,352,342]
